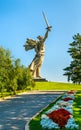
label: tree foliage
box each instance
[0,46,35,97]
[63,33,81,84]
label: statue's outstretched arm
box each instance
[43,27,51,42]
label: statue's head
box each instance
[37,35,43,41]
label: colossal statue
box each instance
[24,12,52,79]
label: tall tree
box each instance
[0,46,35,97]
[0,47,12,96]
[64,33,81,84]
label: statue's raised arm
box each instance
[42,11,52,42]
[43,27,51,42]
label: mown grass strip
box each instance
[1,82,81,99]
[73,91,81,129]
[33,82,81,91]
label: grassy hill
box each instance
[32,82,81,91]
[1,82,81,99]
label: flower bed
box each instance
[40,90,79,129]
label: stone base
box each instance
[33,78,48,82]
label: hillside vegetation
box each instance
[1,82,81,99]
[32,82,81,91]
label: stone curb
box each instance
[25,91,65,130]
[25,120,30,130]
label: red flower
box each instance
[47,108,71,128]
[62,97,73,101]
[68,90,75,94]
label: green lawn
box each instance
[29,91,81,130]
[1,82,81,99]
[73,91,81,129]
[33,82,81,91]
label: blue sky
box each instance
[0,0,81,82]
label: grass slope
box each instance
[33,82,81,91]
[73,91,81,128]
[1,82,81,98]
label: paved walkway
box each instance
[0,91,64,130]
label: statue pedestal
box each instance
[33,77,48,82]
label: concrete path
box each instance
[0,91,63,130]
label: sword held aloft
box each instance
[42,11,52,31]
